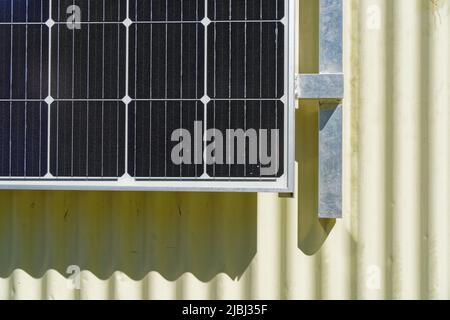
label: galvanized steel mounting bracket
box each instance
[295,0,343,218]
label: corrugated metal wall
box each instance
[0,0,449,300]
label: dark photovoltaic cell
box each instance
[0,102,48,177]
[50,101,126,177]
[1,0,288,185]
[208,0,285,21]
[52,0,127,22]
[0,0,49,22]
[0,25,49,99]
[207,22,284,99]
[51,24,126,99]
[128,101,204,178]
[207,100,283,178]
[130,0,205,22]
[129,23,204,100]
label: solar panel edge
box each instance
[0,0,291,190]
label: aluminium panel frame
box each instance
[0,0,296,193]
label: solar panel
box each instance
[0,0,295,192]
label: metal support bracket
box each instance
[295,0,343,218]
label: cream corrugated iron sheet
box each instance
[0,0,449,300]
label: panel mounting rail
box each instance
[295,0,343,218]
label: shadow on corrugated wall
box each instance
[297,0,336,256]
[0,191,257,282]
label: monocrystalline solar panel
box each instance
[0,101,48,177]
[0,0,294,192]
[50,101,126,177]
[128,100,204,178]
[0,0,49,22]
[0,24,49,99]
[52,0,127,22]
[207,100,284,178]
[208,0,285,21]
[129,23,204,99]
[130,0,205,22]
[207,22,284,99]
[51,23,126,99]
